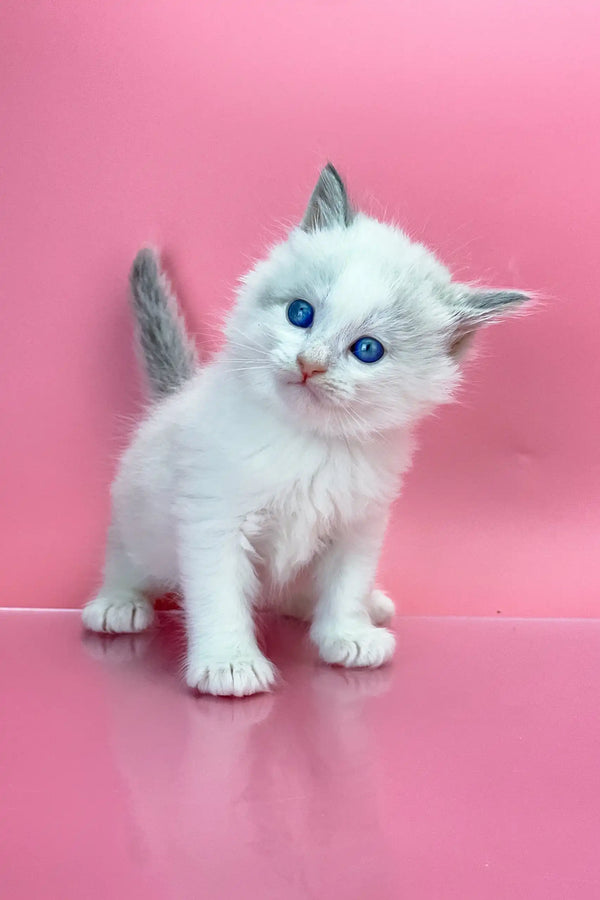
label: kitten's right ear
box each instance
[300,163,355,232]
[448,286,531,360]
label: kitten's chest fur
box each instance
[240,435,402,584]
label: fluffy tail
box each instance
[129,248,198,399]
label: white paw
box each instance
[314,625,396,668]
[186,652,277,697]
[82,594,154,634]
[367,589,395,626]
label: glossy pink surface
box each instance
[1,1,600,616]
[2,610,600,899]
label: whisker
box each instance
[227,365,274,373]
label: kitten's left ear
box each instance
[449,286,531,360]
[301,163,355,232]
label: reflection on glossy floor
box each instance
[2,611,600,899]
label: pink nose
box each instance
[297,355,328,379]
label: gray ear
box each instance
[301,163,354,232]
[450,287,530,359]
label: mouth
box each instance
[286,377,326,404]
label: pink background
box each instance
[1,0,598,616]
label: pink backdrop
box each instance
[1,0,598,615]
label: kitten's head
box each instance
[226,164,529,438]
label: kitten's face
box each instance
[225,165,528,439]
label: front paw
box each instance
[82,593,154,634]
[186,651,277,697]
[312,624,395,669]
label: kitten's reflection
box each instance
[83,616,393,896]
[82,629,154,663]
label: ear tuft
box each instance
[300,163,355,232]
[464,289,530,319]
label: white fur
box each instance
[84,197,522,696]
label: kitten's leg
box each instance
[311,516,395,668]
[180,521,276,697]
[82,525,154,633]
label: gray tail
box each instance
[129,248,198,399]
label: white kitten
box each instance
[83,164,529,696]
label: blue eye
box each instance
[350,337,385,364]
[287,299,314,329]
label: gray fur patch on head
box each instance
[301,163,355,232]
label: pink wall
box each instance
[1,0,599,615]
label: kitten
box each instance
[83,164,529,696]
